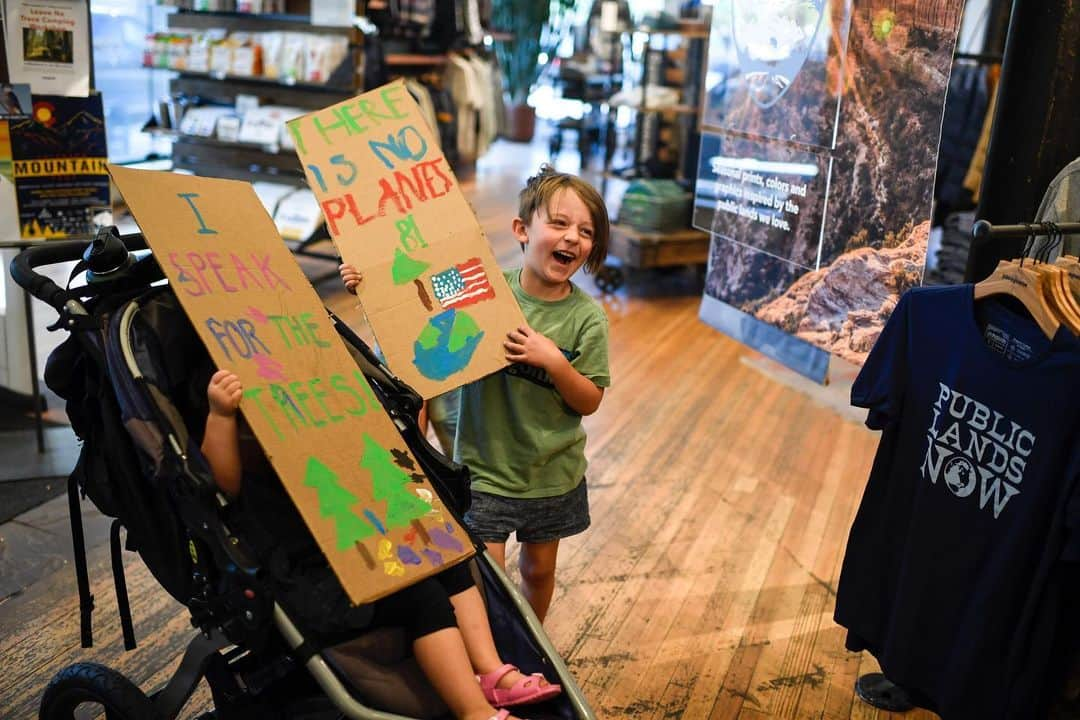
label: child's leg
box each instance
[447,584,501,671]
[483,540,507,570]
[519,540,560,622]
[370,576,517,720]
[413,627,517,720]
[447,584,556,690]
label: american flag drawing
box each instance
[430,258,495,309]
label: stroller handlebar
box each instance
[9,232,150,312]
[9,240,88,312]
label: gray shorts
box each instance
[464,480,590,544]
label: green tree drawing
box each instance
[392,247,433,310]
[361,434,432,529]
[304,457,375,550]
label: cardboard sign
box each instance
[109,165,473,604]
[287,80,526,399]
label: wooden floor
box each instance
[0,138,939,720]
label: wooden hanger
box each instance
[1031,230,1080,333]
[1031,261,1080,334]
[1055,254,1080,299]
[973,257,1061,339]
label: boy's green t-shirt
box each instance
[455,269,610,499]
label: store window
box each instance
[90,0,172,162]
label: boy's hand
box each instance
[208,369,243,417]
[505,325,565,371]
[339,263,363,295]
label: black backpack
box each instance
[45,289,202,648]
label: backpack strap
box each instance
[67,468,94,648]
[110,519,137,650]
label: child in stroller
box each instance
[201,368,559,720]
[11,229,595,720]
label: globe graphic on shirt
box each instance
[731,0,826,108]
[943,456,977,498]
[413,308,484,381]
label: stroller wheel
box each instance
[39,663,156,720]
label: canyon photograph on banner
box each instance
[694,0,965,380]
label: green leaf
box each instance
[392,247,430,285]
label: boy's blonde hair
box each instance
[518,164,610,274]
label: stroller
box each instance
[11,229,595,720]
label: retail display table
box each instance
[596,224,710,291]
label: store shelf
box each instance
[168,8,356,35]
[144,126,290,154]
[635,25,710,39]
[171,135,305,184]
[607,101,699,115]
[145,66,356,93]
[385,54,449,66]
[599,24,708,195]
[170,76,353,110]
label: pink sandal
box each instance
[477,663,562,707]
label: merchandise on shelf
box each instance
[178,106,236,136]
[143,29,349,84]
[155,0,286,13]
[238,105,305,148]
[617,179,692,232]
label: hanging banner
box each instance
[109,166,473,604]
[287,80,527,400]
[9,92,109,239]
[695,0,965,381]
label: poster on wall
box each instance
[695,0,965,381]
[288,80,527,400]
[9,92,109,239]
[0,85,34,230]
[3,0,91,97]
[0,113,24,246]
[108,165,474,604]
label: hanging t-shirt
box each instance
[404,78,439,142]
[444,54,480,162]
[835,284,1080,720]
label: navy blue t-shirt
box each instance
[835,284,1080,720]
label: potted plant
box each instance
[492,0,573,142]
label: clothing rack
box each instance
[972,219,1080,240]
[954,51,1003,64]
